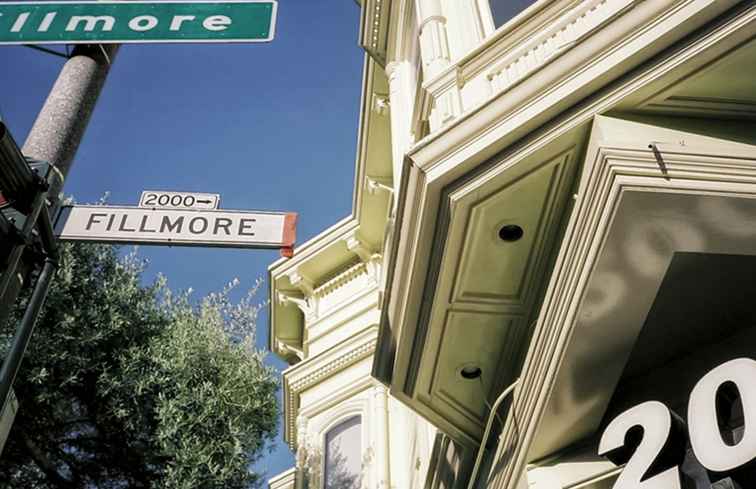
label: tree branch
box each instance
[21,433,77,489]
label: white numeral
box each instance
[688,358,756,473]
[599,401,682,489]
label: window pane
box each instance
[490,0,535,28]
[324,416,362,489]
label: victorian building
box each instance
[268,1,756,488]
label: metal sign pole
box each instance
[0,259,57,419]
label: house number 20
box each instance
[598,358,756,489]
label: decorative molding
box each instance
[289,340,377,393]
[277,291,314,319]
[373,92,391,116]
[372,383,388,399]
[283,330,379,448]
[301,441,323,489]
[424,67,462,130]
[345,232,382,266]
[360,0,393,66]
[363,445,375,467]
[485,0,623,93]
[270,16,394,364]
[419,15,451,79]
[277,340,304,363]
[419,0,645,132]
[296,414,309,470]
[386,60,402,92]
[643,95,756,119]
[278,253,381,331]
[313,259,372,299]
[366,176,394,196]
[288,269,315,296]
[268,468,297,489]
[385,0,417,64]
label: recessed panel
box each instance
[430,310,521,430]
[453,154,569,306]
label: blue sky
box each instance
[0,0,364,480]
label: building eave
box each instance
[374,0,746,447]
[268,53,392,362]
[268,217,360,358]
[359,0,394,66]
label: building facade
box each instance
[269,1,756,489]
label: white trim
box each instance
[474,0,495,38]
[282,327,378,447]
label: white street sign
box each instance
[139,190,220,210]
[54,205,296,249]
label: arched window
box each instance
[324,416,362,489]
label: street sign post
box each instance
[0,0,277,45]
[54,205,296,249]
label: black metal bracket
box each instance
[23,44,71,59]
[649,142,671,181]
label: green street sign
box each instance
[0,1,276,44]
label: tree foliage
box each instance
[0,242,278,489]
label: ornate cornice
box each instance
[283,328,378,448]
[359,0,393,66]
[289,340,377,393]
[312,259,369,299]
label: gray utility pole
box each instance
[0,43,118,321]
[24,44,119,198]
[0,44,119,447]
